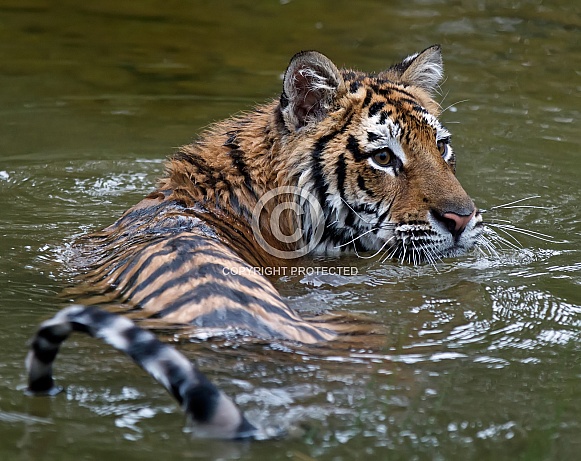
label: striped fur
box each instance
[26,306,258,439]
[28,46,484,437]
[64,45,482,341]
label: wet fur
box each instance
[27,46,483,438]
[64,45,482,341]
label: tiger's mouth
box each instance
[388,211,484,264]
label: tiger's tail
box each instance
[25,305,258,440]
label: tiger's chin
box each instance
[398,231,483,264]
[434,244,476,260]
[386,212,485,264]
[387,241,476,265]
[369,220,484,265]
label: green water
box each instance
[1,1,580,460]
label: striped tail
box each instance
[25,305,258,440]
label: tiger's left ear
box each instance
[386,45,444,95]
[281,51,345,131]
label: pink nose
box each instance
[442,211,475,236]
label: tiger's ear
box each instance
[386,45,443,95]
[281,51,344,130]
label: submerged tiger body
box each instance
[27,46,483,438]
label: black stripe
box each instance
[335,152,347,199]
[310,132,337,205]
[150,282,296,324]
[367,131,380,142]
[377,197,396,225]
[403,127,412,147]
[309,113,355,242]
[136,261,271,308]
[28,374,55,393]
[112,245,179,298]
[362,89,373,108]
[351,202,378,215]
[173,152,236,199]
[357,174,374,197]
[223,131,239,149]
[368,101,385,117]
[71,307,113,336]
[335,151,357,226]
[123,326,160,360]
[31,340,59,365]
[279,91,289,109]
[399,97,420,108]
[346,135,366,162]
[377,86,417,101]
[184,378,219,423]
[173,151,215,181]
[377,207,392,225]
[412,104,429,115]
[344,208,357,228]
[228,149,257,200]
[349,80,361,93]
[379,110,392,125]
[36,325,68,345]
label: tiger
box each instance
[26,45,483,439]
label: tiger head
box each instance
[275,45,483,263]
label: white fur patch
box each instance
[361,113,406,175]
[421,112,454,161]
[421,111,450,140]
[401,47,444,94]
[297,67,334,92]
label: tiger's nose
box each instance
[433,210,475,239]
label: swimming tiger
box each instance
[26,45,483,439]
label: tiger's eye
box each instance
[437,139,448,157]
[372,150,392,166]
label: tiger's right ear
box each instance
[280,51,344,131]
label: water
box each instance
[1,1,580,459]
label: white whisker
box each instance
[475,235,498,258]
[411,240,418,266]
[486,218,514,224]
[441,99,469,115]
[355,236,395,260]
[339,197,372,224]
[419,242,439,270]
[492,205,551,210]
[439,89,451,106]
[381,245,396,264]
[334,227,380,249]
[429,246,442,268]
[486,223,565,244]
[484,227,522,250]
[488,195,541,211]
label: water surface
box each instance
[1,1,580,460]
